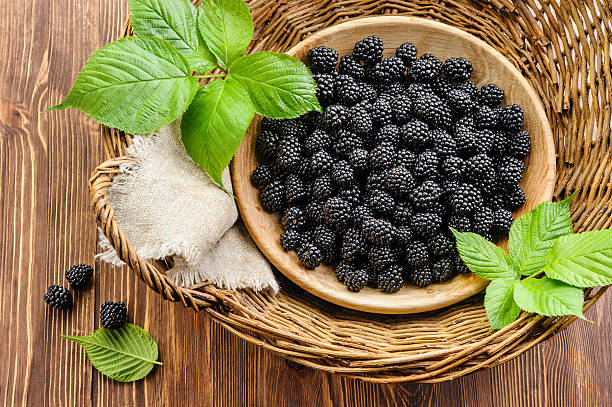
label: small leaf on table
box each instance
[181,77,254,186]
[229,52,321,119]
[513,277,585,318]
[128,0,216,73]
[451,229,518,280]
[543,229,612,287]
[47,36,199,135]
[61,323,162,382]
[484,279,521,330]
[509,196,573,276]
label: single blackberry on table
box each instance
[353,35,384,65]
[276,136,302,171]
[409,53,442,82]
[305,201,325,223]
[371,99,393,128]
[412,212,443,237]
[280,229,303,252]
[413,93,444,125]
[322,197,353,228]
[344,267,369,292]
[411,180,442,210]
[391,95,413,125]
[432,257,455,282]
[44,285,72,310]
[411,265,434,287]
[285,174,307,204]
[472,207,495,235]
[298,243,322,270]
[450,183,483,215]
[406,240,429,267]
[335,260,354,282]
[385,166,416,198]
[378,265,404,293]
[100,301,127,329]
[376,124,401,146]
[413,150,440,179]
[261,117,283,133]
[368,189,396,216]
[331,160,355,187]
[251,164,276,189]
[510,130,531,159]
[313,73,336,105]
[304,129,332,155]
[310,150,334,176]
[396,149,417,170]
[430,233,455,257]
[402,120,431,150]
[362,218,395,246]
[340,227,368,260]
[334,129,363,157]
[492,208,514,235]
[368,246,396,271]
[338,55,365,80]
[323,104,349,130]
[447,89,475,117]
[478,83,504,107]
[307,46,338,74]
[282,206,306,231]
[349,106,373,135]
[65,264,94,290]
[392,201,413,226]
[394,225,413,246]
[396,42,417,67]
[348,148,369,172]
[354,205,374,226]
[498,156,525,187]
[449,214,472,232]
[499,104,524,132]
[431,129,456,157]
[442,57,472,82]
[313,224,337,251]
[259,180,286,213]
[368,142,396,170]
[369,57,405,85]
[506,184,527,210]
[441,156,466,180]
[255,130,278,163]
[475,105,499,130]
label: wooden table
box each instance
[1,1,610,406]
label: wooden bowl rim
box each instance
[232,16,555,314]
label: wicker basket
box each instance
[89,0,611,383]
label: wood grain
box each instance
[0,1,610,406]
[233,16,555,314]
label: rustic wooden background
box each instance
[1,0,611,406]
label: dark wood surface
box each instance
[1,1,610,406]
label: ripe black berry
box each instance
[368,189,396,216]
[308,46,338,74]
[378,265,404,293]
[344,267,369,292]
[362,218,394,246]
[450,183,483,215]
[323,197,353,228]
[369,57,405,85]
[406,241,429,267]
[65,264,93,290]
[412,212,443,237]
[410,54,442,82]
[499,104,524,132]
[310,150,334,176]
[510,130,531,159]
[349,106,373,135]
[313,73,336,105]
[478,83,504,107]
[411,265,434,287]
[282,206,306,230]
[338,55,365,81]
[44,285,72,310]
[100,301,127,329]
[385,166,416,198]
[298,243,322,270]
[280,229,303,252]
[396,42,417,67]
[492,209,514,235]
[332,160,355,187]
[259,180,286,213]
[323,104,349,130]
[442,57,472,82]
[353,35,384,65]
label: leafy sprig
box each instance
[453,195,612,330]
[47,0,320,186]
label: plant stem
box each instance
[193,74,226,79]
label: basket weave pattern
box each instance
[89,0,611,382]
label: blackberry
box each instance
[338,55,365,80]
[371,99,393,127]
[338,185,362,207]
[442,57,472,82]
[251,164,276,189]
[376,124,401,146]
[44,285,72,310]
[431,76,453,98]
[310,150,334,175]
[282,206,306,230]
[279,119,308,139]
[449,214,472,232]
[485,192,507,210]
[353,35,384,66]
[475,105,499,130]
[369,57,405,85]
[304,129,332,154]
[335,260,354,282]
[441,180,460,202]
[498,156,525,187]
[396,149,417,170]
[344,267,369,292]
[65,264,94,290]
[362,218,395,246]
[305,201,325,223]
[472,207,494,235]
[368,189,396,216]
[298,243,322,270]
[354,205,374,226]
[450,183,483,215]
[391,95,412,124]
[366,169,389,191]
[437,105,453,130]
[411,265,434,287]
[349,106,373,135]
[455,127,479,157]
[331,160,355,187]
[405,241,429,267]
[466,154,495,183]
[348,148,369,172]
[510,130,531,159]
[100,301,127,329]
[323,104,349,130]
[499,104,524,132]
[378,265,404,293]
[431,129,456,157]
[276,136,302,171]
[313,73,336,105]
[455,114,475,129]
[334,129,363,157]
[392,201,413,226]
[378,82,406,98]
[455,81,479,100]
[322,197,352,228]
[307,46,338,74]
[485,130,510,157]
[409,53,442,82]
[407,83,433,100]
[506,184,527,210]
[441,156,466,180]
[299,111,322,132]
[413,212,442,237]
[402,120,431,150]
[385,166,416,198]
[455,255,470,274]
[255,130,278,163]
[261,117,283,133]
[478,84,504,107]
[367,246,396,271]
[396,42,417,67]
[280,229,303,251]
[285,174,307,204]
[336,75,363,105]
[432,257,455,282]
[296,159,315,182]
[368,142,396,170]
[411,180,442,210]
[413,93,444,125]
[413,150,440,179]
[259,180,286,213]
[313,224,336,250]
[447,89,475,116]
[492,208,514,235]
[340,228,368,260]
[430,233,455,257]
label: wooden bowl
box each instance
[232,16,555,314]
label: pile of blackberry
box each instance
[251,36,530,293]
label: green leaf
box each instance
[509,196,573,276]
[451,229,518,280]
[181,78,254,185]
[484,279,521,330]
[48,36,199,135]
[513,277,585,318]
[61,324,162,382]
[229,52,321,118]
[197,0,253,68]
[543,229,612,287]
[128,0,216,72]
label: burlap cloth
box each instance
[96,120,278,292]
